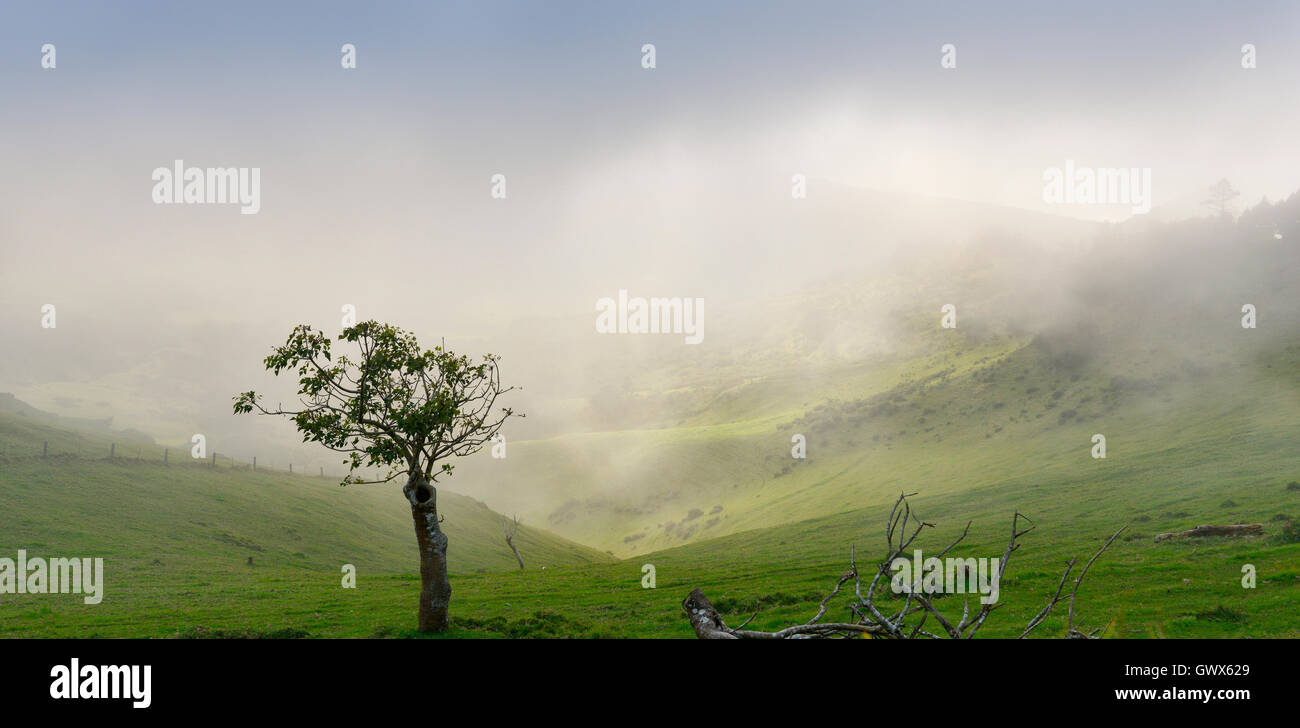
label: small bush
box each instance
[1278,521,1300,544]
[1195,606,1246,624]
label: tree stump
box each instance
[1153,524,1263,542]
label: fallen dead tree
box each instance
[1153,524,1263,542]
[684,492,1125,639]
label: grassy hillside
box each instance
[3,197,1298,639]
[0,457,613,573]
[0,400,613,588]
[4,463,1295,638]
[456,197,1300,557]
[1,359,1297,639]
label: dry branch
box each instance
[502,514,524,570]
[684,492,1125,639]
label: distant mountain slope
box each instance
[0,398,613,574]
[456,193,1300,555]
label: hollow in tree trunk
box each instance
[405,476,451,632]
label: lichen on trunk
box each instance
[405,476,451,632]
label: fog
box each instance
[2,1,1299,497]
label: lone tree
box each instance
[1203,178,1240,217]
[234,321,520,632]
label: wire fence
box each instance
[0,439,339,479]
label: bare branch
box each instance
[685,493,1124,640]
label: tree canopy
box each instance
[233,321,519,485]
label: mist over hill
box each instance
[0,184,1098,462]
[4,189,1298,556]
[2,1,1299,646]
[452,193,1300,553]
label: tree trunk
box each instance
[405,476,451,632]
[683,589,739,639]
[506,536,524,570]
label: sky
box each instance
[1,0,1298,453]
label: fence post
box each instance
[43,441,48,458]
[211,452,217,468]
[320,466,324,478]
[253,456,256,471]
[289,463,293,474]
[110,443,115,459]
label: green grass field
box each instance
[1,454,1296,638]
[4,204,1299,638]
[5,323,1298,638]
[2,394,1297,638]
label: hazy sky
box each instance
[2,1,1298,444]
